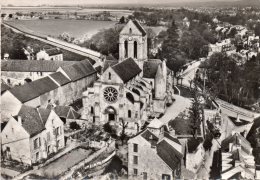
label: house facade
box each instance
[1,105,65,165]
[128,119,183,180]
[36,48,63,61]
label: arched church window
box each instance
[124,40,128,58]
[134,41,138,58]
[126,92,134,104]
[108,72,111,80]
[129,28,132,34]
[132,88,140,96]
[128,110,131,118]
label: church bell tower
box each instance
[119,20,147,70]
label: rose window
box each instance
[103,87,118,103]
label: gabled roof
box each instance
[156,139,183,171]
[9,77,59,103]
[103,60,118,72]
[1,60,76,72]
[47,105,80,119]
[112,58,141,83]
[221,132,252,154]
[17,105,45,137]
[143,59,162,79]
[45,48,62,56]
[132,20,146,36]
[38,108,52,125]
[1,82,10,94]
[49,72,70,86]
[61,60,96,81]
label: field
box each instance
[5,19,116,39]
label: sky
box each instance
[1,0,240,6]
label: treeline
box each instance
[199,52,260,107]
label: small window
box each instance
[108,72,111,80]
[129,28,132,34]
[12,128,14,133]
[143,172,147,180]
[36,152,39,160]
[133,143,138,152]
[40,72,43,76]
[162,174,171,180]
[91,106,94,114]
[7,79,11,84]
[128,110,131,118]
[133,168,138,176]
[133,155,138,164]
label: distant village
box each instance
[1,5,260,180]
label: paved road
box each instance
[159,95,192,125]
[180,61,201,88]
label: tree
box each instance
[159,20,186,76]
[119,118,128,145]
[189,82,203,139]
[254,23,260,37]
[119,16,125,24]
[70,121,80,130]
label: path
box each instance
[3,23,102,64]
[159,95,191,125]
[1,167,21,178]
[180,61,201,88]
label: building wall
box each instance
[1,91,22,119]
[186,143,205,173]
[1,118,31,165]
[29,131,47,164]
[44,111,65,154]
[49,54,63,61]
[128,136,173,180]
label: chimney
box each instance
[18,116,22,125]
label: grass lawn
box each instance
[39,147,94,178]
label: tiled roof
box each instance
[164,132,181,145]
[48,105,81,119]
[45,48,62,56]
[103,60,118,72]
[1,60,76,72]
[9,77,59,103]
[61,60,96,81]
[132,20,146,36]
[38,108,52,125]
[1,82,10,94]
[17,105,45,137]
[143,59,161,79]
[49,72,70,86]
[156,139,183,171]
[141,129,159,146]
[112,58,141,83]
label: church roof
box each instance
[103,59,118,72]
[112,58,141,83]
[49,72,70,86]
[143,59,162,79]
[1,60,76,72]
[132,20,146,36]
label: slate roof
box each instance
[49,72,70,86]
[1,82,10,94]
[17,105,45,137]
[1,60,76,72]
[132,20,146,36]
[45,48,62,56]
[103,60,118,72]
[112,58,141,83]
[48,105,81,119]
[61,60,96,81]
[156,139,183,171]
[38,108,52,125]
[143,59,162,79]
[9,77,59,103]
[164,132,181,145]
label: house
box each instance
[36,48,63,61]
[1,105,65,165]
[221,132,256,179]
[128,119,183,180]
[1,60,97,118]
[1,60,76,86]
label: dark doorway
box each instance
[109,113,115,121]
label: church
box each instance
[82,19,174,134]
